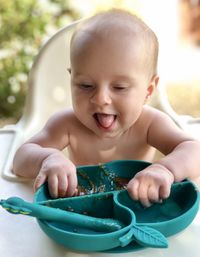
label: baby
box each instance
[13,9,200,207]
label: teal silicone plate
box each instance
[34,160,199,252]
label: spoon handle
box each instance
[0,197,124,232]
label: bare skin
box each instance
[13,10,200,207]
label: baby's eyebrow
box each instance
[113,75,136,83]
[71,73,136,84]
[71,71,90,77]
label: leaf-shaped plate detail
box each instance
[119,225,168,248]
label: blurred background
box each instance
[0,0,200,127]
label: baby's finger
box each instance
[127,178,139,201]
[57,173,68,198]
[73,188,79,196]
[159,184,171,200]
[66,171,78,197]
[138,183,151,207]
[148,185,160,203]
[34,173,47,192]
[48,175,58,198]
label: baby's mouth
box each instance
[94,113,117,129]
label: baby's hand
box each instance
[34,151,77,198]
[127,164,174,207]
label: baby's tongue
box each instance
[96,114,115,128]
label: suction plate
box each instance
[34,160,199,252]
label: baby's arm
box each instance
[127,108,200,207]
[13,110,77,198]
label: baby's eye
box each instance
[113,85,128,91]
[78,84,94,89]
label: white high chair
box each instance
[0,21,200,257]
[0,21,77,181]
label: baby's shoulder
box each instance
[45,108,78,130]
[141,105,180,136]
[141,105,169,122]
[136,105,171,132]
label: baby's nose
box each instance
[90,88,112,106]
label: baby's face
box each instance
[70,32,155,138]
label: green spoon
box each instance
[0,197,124,232]
[0,196,168,248]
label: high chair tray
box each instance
[34,160,199,252]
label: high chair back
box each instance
[0,21,78,181]
[0,20,199,181]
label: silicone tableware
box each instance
[0,195,168,248]
[1,160,199,252]
[33,160,199,252]
[0,197,124,232]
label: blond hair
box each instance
[71,9,159,77]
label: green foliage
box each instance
[0,0,79,121]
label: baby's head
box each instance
[70,9,159,80]
[69,9,160,138]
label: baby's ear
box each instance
[67,68,71,74]
[146,75,159,99]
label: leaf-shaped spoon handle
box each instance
[0,197,124,232]
[119,224,168,248]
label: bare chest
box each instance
[68,133,155,166]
